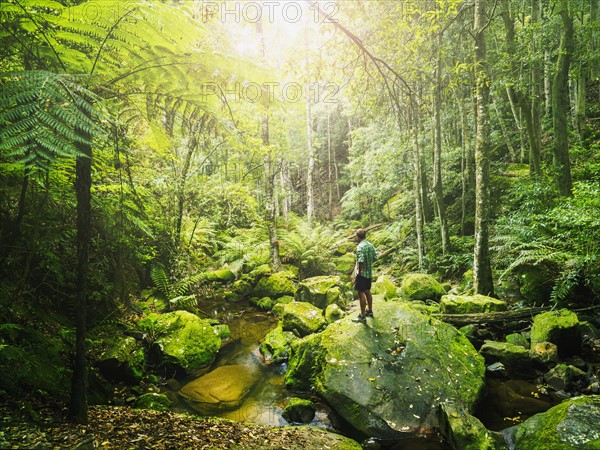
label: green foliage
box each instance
[279,218,344,278]
[0,71,101,172]
[495,178,600,306]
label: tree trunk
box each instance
[433,30,450,253]
[530,0,543,174]
[327,106,333,220]
[306,88,315,227]
[174,137,197,248]
[69,129,92,424]
[473,0,494,296]
[410,98,425,269]
[552,0,574,197]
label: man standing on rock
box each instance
[352,228,377,323]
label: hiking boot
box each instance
[365,310,374,318]
[352,314,366,323]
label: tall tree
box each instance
[473,0,494,296]
[552,0,574,196]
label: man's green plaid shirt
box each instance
[355,240,377,279]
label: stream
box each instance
[161,298,557,449]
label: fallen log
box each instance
[431,305,600,325]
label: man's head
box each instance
[356,228,367,240]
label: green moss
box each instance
[399,273,446,301]
[505,333,529,349]
[372,275,399,301]
[281,302,326,337]
[253,271,297,299]
[283,398,316,423]
[137,311,221,372]
[135,392,171,412]
[285,333,323,391]
[530,309,581,357]
[512,395,600,449]
[203,269,236,284]
[295,275,352,309]
[259,324,297,363]
[440,294,507,314]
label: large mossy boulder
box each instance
[333,253,356,275]
[97,336,145,384]
[399,273,446,301]
[285,302,485,439]
[479,341,533,378]
[440,294,508,314]
[179,364,258,414]
[282,302,326,337]
[259,324,298,363]
[530,309,581,357]
[137,311,224,373]
[253,271,297,299]
[295,275,352,310]
[508,395,600,449]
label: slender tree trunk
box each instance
[306,89,315,227]
[433,31,450,253]
[473,0,494,296]
[257,19,282,270]
[327,106,333,220]
[280,159,289,224]
[410,98,425,269]
[552,0,574,197]
[174,137,197,248]
[70,127,92,424]
[531,0,543,174]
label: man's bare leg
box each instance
[366,290,373,313]
[358,291,367,316]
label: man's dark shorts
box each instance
[354,275,372,292]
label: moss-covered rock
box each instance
[286,302,485,439]
[509,395,600,449]
[409,300,441,314]
[325,303,345,323]
[544,363,588,392]
[399,273,446,301]
[253,271,297,299]
[135,392,171,412]
[295,275,353,310]
[179,364,258,414]
[281,302,326,337]
[440,294,508,314]
[283,398,316,424]
[505,333,529,349]
[530,309,581,357]
[137,311,222,373]
[530,341,559,366]
[479,341,534,377]
[97,336,145,384]
[285,333,323,391]
[203,269,236,284]
[371,274,399,301]
[259,324,297,363]
[250,296,275,311]
[438,402,507,450]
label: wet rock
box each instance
[398,273,446,301]
[544,363,588,392]
[508,395,600,449]
[135,392,171,411]
[479,341,534,378]
[530,309,581,358]
[281,302,326,337]
[438,402,507,450]
[282,398,316,424]
[530,341,559,367]
[137,311,223,373]
[259,324,297,363]
[487,362,508,378]
[295,275,353,310]
[97,336,145,384]
[179,364,258,414]
[325,303,345,323]
[482,379,554,424]
[440,294,507,314]
[285,302,485,439]
[253,271,297,299]
[505,333,529,349]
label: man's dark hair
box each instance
[357,228,367,240]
